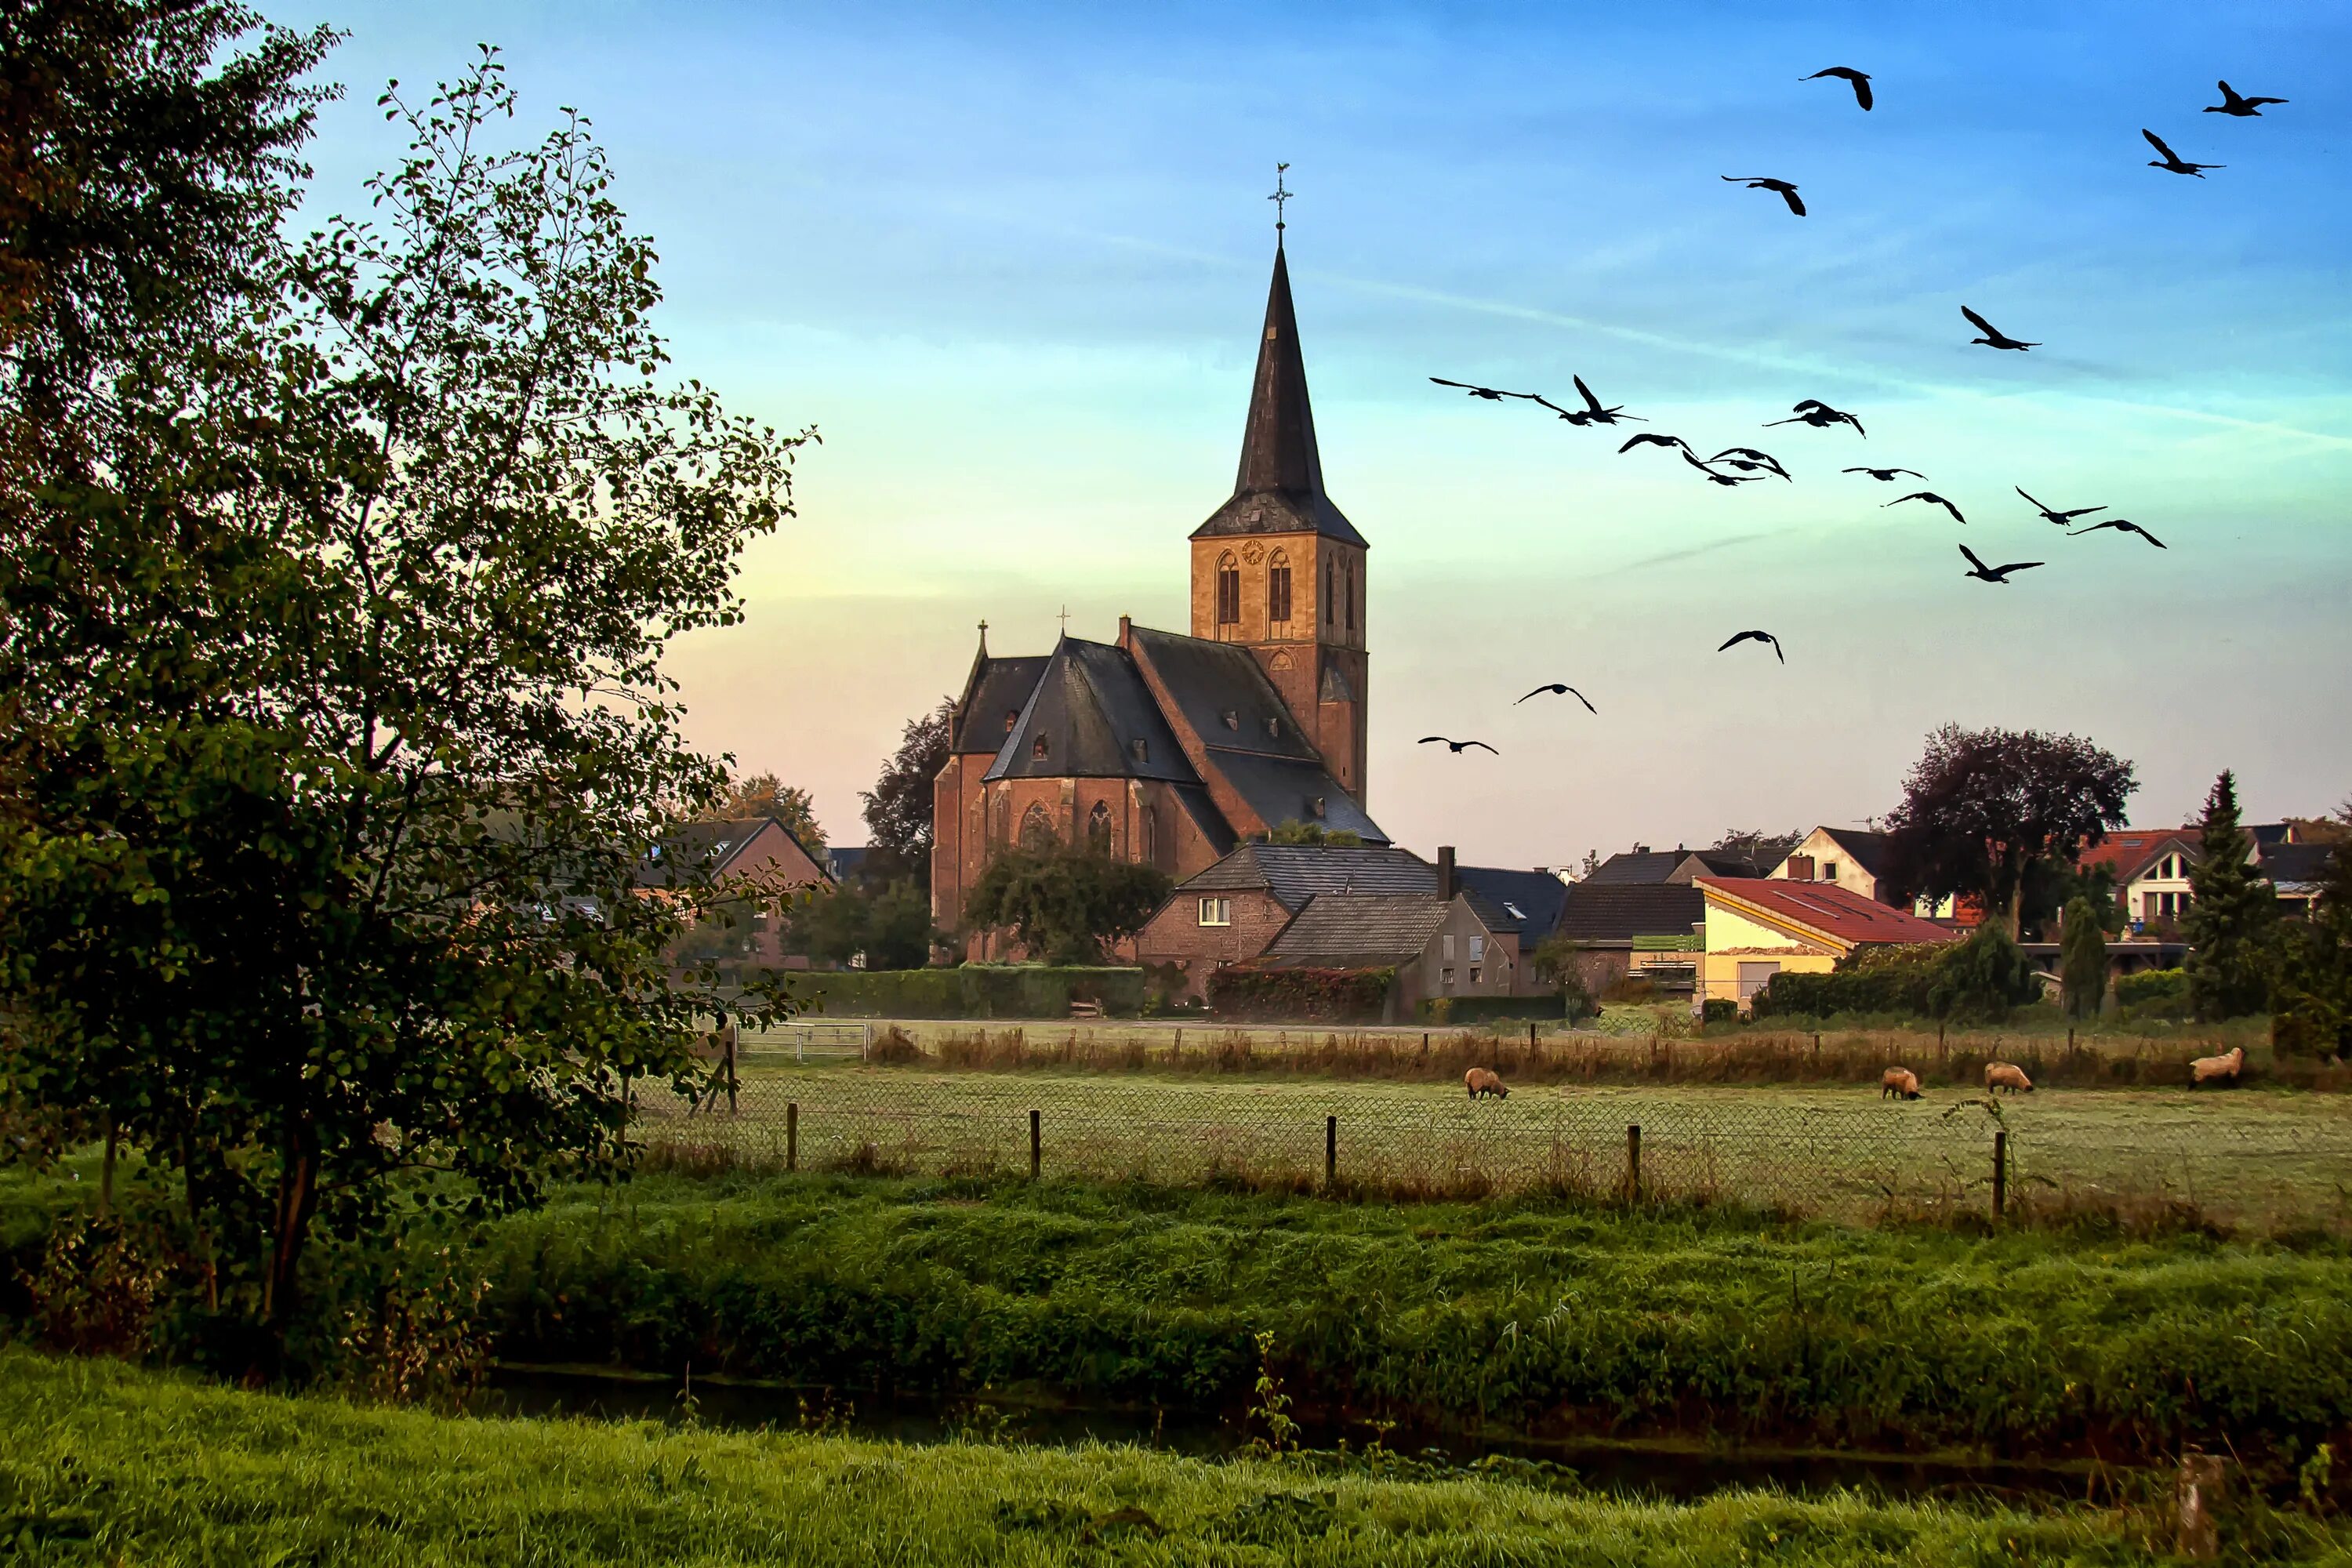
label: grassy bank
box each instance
[3,1346,2338,1565]
[470,1172,2352,1467]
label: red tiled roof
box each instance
[2078,828,2196,881]
[1697,877,1964,948]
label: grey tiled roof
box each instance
[637,818,811,889]
[1458,866,1570,938]
[1584,850,1686,885]
[2262,841,2337,887]
[984,637,1201,785]
[1553,884,1705,944]
[1212,752,1388,844]
[1814,829,1893,877]
[951,655,1051,755]
[1265,894,1449,964]
[1177,843,1431,906]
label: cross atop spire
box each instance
[1268,162,1290,244]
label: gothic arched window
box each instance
[1267,549,1292,624]
[1087,800,1112,854]
[1018,804,1055,849]
[1142,805,1160,868]
[1323,559,1334,625]
[1215,552,1240,626]
[1344,558,1357,632]
[989,791,1010,846]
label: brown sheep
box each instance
[2190,1046,2245,1087]
[1880,1066,1922,1101]
[1465,1067,1509,1100]
[1985,1061,2034,1094]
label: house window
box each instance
[1019,804,1054,848]
[1443,934,1456,961]
[1004,710,1018,733]
[1268,550,1292,622]
[1087,800,1111,854]
[1032,735,1049,760]
[1821,862,1838,882]
[1469,935,1485,963]
[1343,560,1356,630]
[1469,967,1482,985]
[1198,898,1232,927]
[1440,967,1455,989]
[1215,552,1240,625]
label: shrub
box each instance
[1210,964,1396,1023]
[1929,921,2040,1024]
[779,967,1147,1019]
[1749,945,1943,1019]
[1700,999,1739,1025]
[1413,996,1566,1025]
[2115,967,2191,1022]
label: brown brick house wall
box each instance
[1134,888,1296,999]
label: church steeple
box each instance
[1191,245,1366,547]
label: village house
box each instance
[638,816,833,966]
[1585,845,1763,885]
[1546,883,1707,998]
[1696,877,1962,1011]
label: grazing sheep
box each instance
[2190,1046,2245,1087]
[1880,1066,1922,1101]
[1465,1067,1509,1100]
[1985,1061,2034,1094]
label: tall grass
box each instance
[10,1345,2285,1566]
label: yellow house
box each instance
[1697,877,1962,1010]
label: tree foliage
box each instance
[961,846,1171,966]
[704,772,826,853]
[2060,896,2107,1020]
[1708,828,1804,870]
[1262,821,1365,847]
[858,698,952,891]
[1529,935,1598,1022]
[783,880,937,971]
[1926,921,2042,1024]
[2184,770,2280,1022]
[2274,845,2352,1059]
[1882,724,2136,935]
[0,49,808,1352]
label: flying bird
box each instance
[1722,175,1806,216]
[1534,374,1643,426]
[1418,735,1499,754]
[2143,129,2223,176]
[2069,517,2167,549]
[1958,543,2042,583]
[2016,487,2107,525]
[1718,630,1784,663]
[1619,432,1695,456]
[1766,398,1864,436]
[1710,447,1790,479]
[1682,450,1759,486]
[1800,66,1872,111]
[1962,306,2038,351]
[1844,466,1923,481]
[2205,81,2286,117]
[1885,491,1966,524]
[1517,684,1597,713]
[1429,376,1538,402]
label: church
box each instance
[931,241,1388,957]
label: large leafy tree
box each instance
[703,771,826,852]
[962,846,1172,965]
[1882,725,2136,936]
[783,880,936,971]
[1,50,808,1352]
[858,698,953,892]
[2183,770,2280,1021]
[2274,845,2352,1058]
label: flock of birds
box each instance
[1414,70,2286,760]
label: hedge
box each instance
[777,965,1147,1020]
[1748,961,1936,1020]
[1208,964,1396,1023]
[2115,967,2189,1009]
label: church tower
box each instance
[1188,243,1370,803]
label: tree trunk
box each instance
[261,1120,321,1344]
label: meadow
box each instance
[16,1346,2336,1567]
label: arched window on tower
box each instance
[1018,804,1055,849]
[1087,800,1112,854]
[1344,559,1356,631]
[1215,552,1240,626]
[1142,805,1160,869]
[1267,549,1292,624]
[1323,559,1334,626]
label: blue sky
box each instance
[276,2,2352,864]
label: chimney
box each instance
[1436,845,1457,902]
[1632,843,1649,855]
[1117,615,1131,648]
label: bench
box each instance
[1068,999,1105,1019]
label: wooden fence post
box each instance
[1325,1115,1338,1189]
[2176,1451,2224,1559]
[1812,1032,1821,1071]
[725,1029,739,1117]
[1029,1109,1042,1181]
[99,1112,116,1216]
[1529,1020,1538,1053]
[1992,1129,2008,1220]
[1627,1124,1642,1203]
[786,1102,798,1173]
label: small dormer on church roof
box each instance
[1191,245,1367,547]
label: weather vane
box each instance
[1269,162,1291,238]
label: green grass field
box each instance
[6,1345,2341,1566]
[645,1065,2352,1228]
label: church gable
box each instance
[985,637,1198,784]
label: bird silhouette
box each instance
[1801,67,1872,111]
[2205,81,2286,117]
[1534,374,1643,426]
[1844,466,1924,481]
[1429,376,1538,402]
[2015,487,2107,525]
[1962,306,2038,351]
[1710,447,1791,479]
[1517,684,1597,712]
[1885,491,1966,524]
[2069,517,2167,549]
[2143,129,2223,176]
[1718,630,1784,663]
[1722,175,1806,216]
[1958,543,2042,583]
[1419,735,1499,754]
[1683,450,1759,486]
[1765,398,1864,436]
[1619,432,1695,456]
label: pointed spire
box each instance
[1233,247,1324,500]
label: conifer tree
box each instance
[2183,770,2281,1021]
[2061,895,2108,1019]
